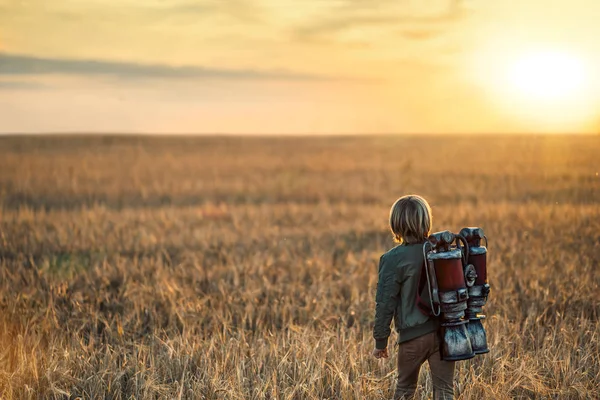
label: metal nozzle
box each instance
[442,231,454,244]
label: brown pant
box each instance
[394,331,455,400]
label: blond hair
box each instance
[389,195,432,244]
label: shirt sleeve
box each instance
[373,254,402,349]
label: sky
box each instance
[1,0,600,134]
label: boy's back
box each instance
[374,243,438,350]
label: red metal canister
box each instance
[459,227,490,355]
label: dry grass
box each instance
[0,134,598,399]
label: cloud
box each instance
[293,0,466,41]
[0,80,47,90]
[1,0,262,23]
[400,29,445,41]
[0,53,338,81]
[294,15,396,40]
[128,0,264,25]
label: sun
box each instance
[470,45,597,131]
[507,51,586,101]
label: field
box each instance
[0,134,599,399]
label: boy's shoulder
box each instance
[380,243,423,263]
[381,244,406,260]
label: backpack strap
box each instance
[416,259,434,317]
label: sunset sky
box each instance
[1,0,600,134]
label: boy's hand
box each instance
[372,347,389,359]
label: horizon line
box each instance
[0,131,598,137]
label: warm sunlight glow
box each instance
[4,0,600,133]
[507,51,585,101]
[471,43,598,132]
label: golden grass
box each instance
[0,134,598,399]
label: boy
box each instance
[372,195,455,400]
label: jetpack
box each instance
[421,228,490,361]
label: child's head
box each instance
[389,195,432,244]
